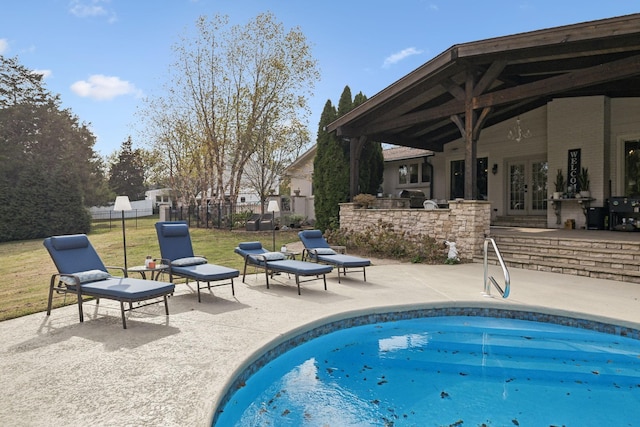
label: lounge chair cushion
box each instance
[160,223,190,237]
[171,256,208,267]
[59,269,111,285]
[80,277,175,300]
[311,247,337,255]
[252,252,287,261]
[50,234,90,251]
[170,263,239,282]
[314,253,371,268]
[263,260,332,276]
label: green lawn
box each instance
[0,217,302,322]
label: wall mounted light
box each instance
[492,164,498,175]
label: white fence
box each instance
[89,199,153,220]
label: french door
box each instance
[507,159,548,215]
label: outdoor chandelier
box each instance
[507,116,532,142]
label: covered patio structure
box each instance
[326,14,640,209]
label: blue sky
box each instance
[2,1,638,157]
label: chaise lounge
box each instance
[155,221,239,302]
[234,241,333,295]
[43,234,175,329]
[298,229,371,283]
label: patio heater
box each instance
[114,195,132,272]
[267,199,280,251]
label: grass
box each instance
[0,216,302,322]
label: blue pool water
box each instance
[214,315,640,426]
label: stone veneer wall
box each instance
[339,200,491,261]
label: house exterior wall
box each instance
[286,151,316,221]
[382,158,432,199]
[547,96,609,228]
[610,98,640,197]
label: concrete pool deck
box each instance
[1,256,640,426]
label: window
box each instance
[625,139,640,196]
[398,165,408,184]
[398,161,430,185]
[450,157,488,199]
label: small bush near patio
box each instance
[325,220,446,264]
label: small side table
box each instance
[281,250,301,260]
[127,264,169,280]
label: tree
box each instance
[108,137,147,201]
[243,117,308,211]
[313,100,348,231]
[313,86,384,231]
[0,55,101,241]
[139,13,319,213]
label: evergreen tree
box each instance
[313,86,384,231]
[109,137,147,200]
[0,56,99,241]
[313,100,348,231]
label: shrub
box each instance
[324,220,446,264]
[353,193,376,208]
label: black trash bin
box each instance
[587,207,606,230]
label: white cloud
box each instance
[383,47,424,68]
[31,69,53,79]
[0,38,9,54]
[70,74,141,100]
[68,0,117,23]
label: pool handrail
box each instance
[483,237,510,298]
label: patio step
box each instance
[475,232,640,283]
[492,215,547,228]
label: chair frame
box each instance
[44,235,173,329]
[298,230,370,283]
[155,221,239,302]
[239,253,328,295]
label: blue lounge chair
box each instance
[43,234,175,329]
[298,230,371,283]
[234,241,333,295]
[155,221,239,302]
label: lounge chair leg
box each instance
[296,275,301,295]
[323,274,327,291]
[120,301,127,329]
[231,278,235,296]
[47,276,56,316]
[77,292,84,323]
[197,281,201,303]
[242,260,248,283]
[164,295,169,315]
[265,269,270,289]
[338,268,341,283]
[363,267,367,282]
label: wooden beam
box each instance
[349,136,367,199]
[473,53,640,109]
[464,72,477,200]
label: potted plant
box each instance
[578,167,590,198]
[553,169,565,199]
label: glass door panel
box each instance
[508,159,547,215]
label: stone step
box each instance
[476,233,640,283]
[492,216,547,228]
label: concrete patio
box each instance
[1,254,639,426]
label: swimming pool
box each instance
[213,309,640,426]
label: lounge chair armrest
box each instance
[105,266,126,277]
